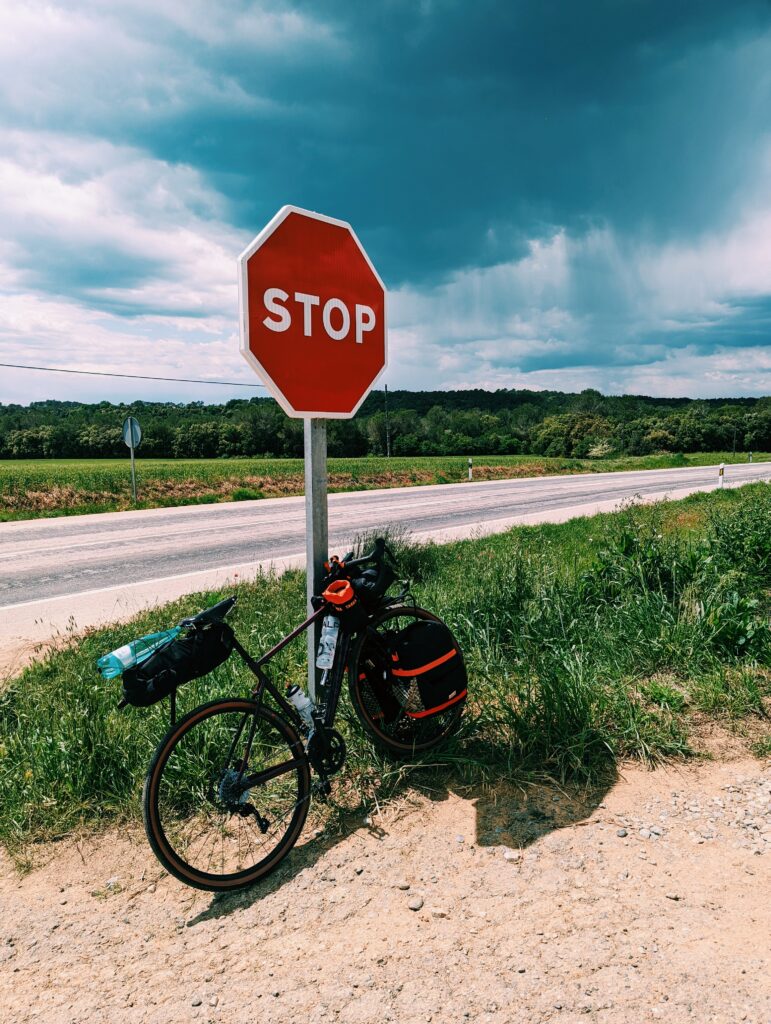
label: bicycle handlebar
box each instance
[341,536,393,570]
[325,537,397,604]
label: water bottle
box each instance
[315,615,340,670]
[286,685,316,733]
[97,627,181,679]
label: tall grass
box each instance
[0,484,768,854]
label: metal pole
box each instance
[304,418,328,702]
[129,444,137,504]
[384,384,391,458]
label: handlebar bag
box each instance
[388,620,467,718]
[121,621,234,707]
[352,564,396,607]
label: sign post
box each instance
[122,416,142,504]
[238,206,387,699]
[304,418,328,689]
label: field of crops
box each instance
[1,482,769,854]
[0,451,766,521]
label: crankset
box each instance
[320,729,347,775]
[307,728,346,776]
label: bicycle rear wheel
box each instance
[349,605,465,757]
[143,698,311,891]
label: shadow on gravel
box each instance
[185,765,617,928]
[471,766,617,850]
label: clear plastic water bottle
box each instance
[286,685,316,733]
[96,627,181,680]
[315,615,340,670]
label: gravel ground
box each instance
[0,757,769,1024]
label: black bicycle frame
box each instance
[226,604,354,794]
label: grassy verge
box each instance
[0,484,769,857]
[0,451,767,521]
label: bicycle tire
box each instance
[143,698,311,891]
[348,605,465,757]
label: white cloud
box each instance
[0,1,335,126]
[0,130,246,316]
[382,191,771,398]
[636,210,771,318]
[0,289,257,405]
[0,130,259,403]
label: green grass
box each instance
[0,451,767,521]
[0,483,769,857]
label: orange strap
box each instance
[392,648,457,677]
[406,689,467,718]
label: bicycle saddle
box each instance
[181,595,238,629]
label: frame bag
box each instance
[389,620,467,718]
[121,622,234,707]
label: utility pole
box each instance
[384,384,391,458]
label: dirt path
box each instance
[1,757,769,1024]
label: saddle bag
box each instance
[389,620,467,719]
[121,621,234,707]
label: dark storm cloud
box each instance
[1,0,770,402]
[114,0,771,285]
[4,0,768,286]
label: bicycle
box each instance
[124,538,467,891]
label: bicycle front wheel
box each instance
[143,698,311,891]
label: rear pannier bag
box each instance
[389,620,467,718]
[121,622,234,707]
[357,638,404,725]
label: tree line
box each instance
[1,389,769,460]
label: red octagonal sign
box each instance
[238,206,387,418]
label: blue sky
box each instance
[1,0,770,405]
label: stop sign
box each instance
[238,206,387,418]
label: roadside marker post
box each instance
[719,463,725,489]
[238,206,387,699]
[121,416,142,505]
[749,451,753,464]
[468,457,473,481]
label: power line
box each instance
[0,362,268,388]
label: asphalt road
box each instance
[2,461,768,610]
